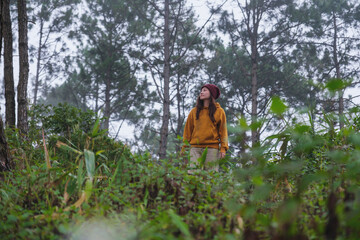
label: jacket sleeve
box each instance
[181,109,194,152]
[219,109,229,153]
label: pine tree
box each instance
[30,0,81,105]
[133,0,208,158]
[217,0,304,147]
[17,0,29,134]
[297,0,360,128]
[64,0,150,132]
[2,0,15,127]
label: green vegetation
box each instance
[1,103,360,239]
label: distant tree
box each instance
[2,0,15,127]
[38,80,88,111]
[158,0,171,159]
[133,0,211,158]
[205,37,313,153]
[17,0,29,134]
[296,0,360,128]
[64,0,151,132]
[29,0,81,105]
[217,0,305,147]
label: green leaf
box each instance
[84,179,93,200]
[298,173,326,193]
[77,159,84,194]
[168,210,191,237]
[251,184,273,202]
[294,124,311,134]
[56,141,82,155]
[239,116,249,129]
[249,119,263,131]
[348,133,360,147]
[197,147,207,168]
[270,96,287,116]
[84,149,95,180]
[252,175,263,186]
[325,78,345,92]
[91,118,101,137]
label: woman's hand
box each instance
[219,152,226,159]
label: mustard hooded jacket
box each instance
[183,102,229,153]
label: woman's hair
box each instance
[196,95,217,122]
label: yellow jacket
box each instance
[183,102,229,153]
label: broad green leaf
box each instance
[252,175,263,186]
[239,116,249,129]
[84,149,95,180]
[270,96,287,116]
[249,119,263,131]
[325,78,345,92]
[294,124,311,134]
[84,179,93,200]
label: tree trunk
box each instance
[0,113,11,171]
[332,12,343,129]
[95,80,99,113]
[250,56,258,147]
[2,0,16,127]
[104,76,111,131]
[175,75,183,153]
[17,0,29,135]
[0,0,3,57]
[250,6,259,147]
[33,19,44,106]
[104,49,112,131]
[158,0,170,159]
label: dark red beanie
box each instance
[202,84,220,99]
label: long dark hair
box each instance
[196,96,217,123]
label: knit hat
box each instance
[202,84,220,99]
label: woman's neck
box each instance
[203,99,210,107]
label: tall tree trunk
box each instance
[2,0,16,127]
[250,6,259,147]
[33,19,44,106]
[332,12,343,129]
[175,75,183,153]
[250,54,258,147]
[104,49,112,131]
[0,112,11,171]
[17,0,29,134]
[159,0,170,159]
[104,76,111,131]
[0,0,3,57]
[95,80,99,113]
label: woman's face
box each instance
[200,87,211,100]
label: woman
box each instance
[182,84,229,172]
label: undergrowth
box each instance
[0,103,360,239]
